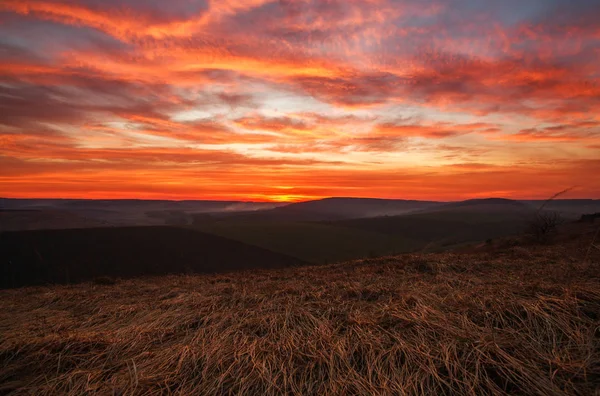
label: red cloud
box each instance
[0,0,211,40]
[234,116,311,133]
[374,122,496,139]
[1,0,599,200]
[491,122,600,143]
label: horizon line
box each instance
[1,196,598,204]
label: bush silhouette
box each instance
[529,211,563,242]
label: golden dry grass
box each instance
[1,234,599,395]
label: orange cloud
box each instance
[2,156,598,201]
[0,0,211,40]
[374,122,496,139]
[1,0,600,200]
[490,123,600,143]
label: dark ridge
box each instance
[580,212,600,222]
[287,197,440,207]
[0,226,307,289]
[443,198,527,208]
[1,198,254,204]
[227,197,442,222]
[0,198,282,210]
[1,209,110,232]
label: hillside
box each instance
[438,197,530,210]
[521,199,600,219]
[3,198,598,231]
[194,221,419,264]
[1,229,598,395]
[192,199,562,262]
[0,226,306,288]
[1,198,283,213]
[1,198,284,229]
[334,215,527,247]
[332,199,537,251]
[410,198,534,218]
[276,197,441,219]
[0,209,110,232]
[219,197,441,222]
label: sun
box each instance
[271,194,301,203]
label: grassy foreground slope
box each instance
[1,229,599,395]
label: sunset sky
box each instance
[1,0,599,202]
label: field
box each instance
[1,227,599,395]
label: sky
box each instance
[1,0,599,202]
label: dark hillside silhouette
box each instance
[442,198,528,209]
[0,226,306,288]
[0,209,109,231]
[580,212,600,223]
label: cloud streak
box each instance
[1,0,599,200]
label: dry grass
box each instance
[1,235,599,395]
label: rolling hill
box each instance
[331,198,536,250]
[521,199,600,219]
[0,198,284,228]
[3,198,596,270]
[3,197,598,231]
[271,197,441,219]
[214,197,442,222]
[193,221,419,264]
[435,197,530,211]
[192,199,540,261]
[0,209,111,232]
[0,226,306,288]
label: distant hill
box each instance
[331,200,536,251]
[520,199,600,218]
[194,220,419,264]
[418,198,600,219]
[4,197,598,228]
[283,197,442,218]
[220,197,441,222]
[441,198,529,210]
[0,209,110,232]
[189,197,600,262]
[410,198,533,219]
[191,198,536,263]
[0,198,282,212]
[0,226,306,288]
[0,198,284,229]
